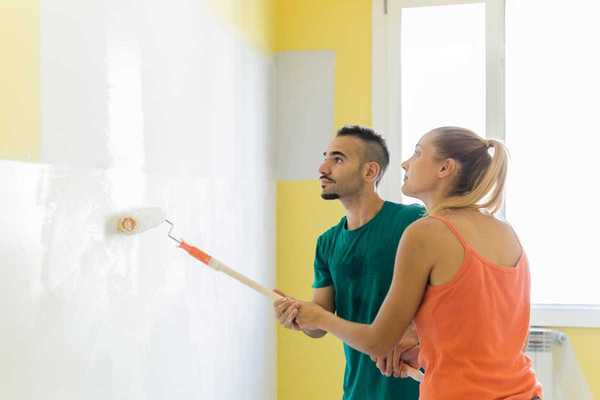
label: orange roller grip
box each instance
[179,241,212,264]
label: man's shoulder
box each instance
[316,216,346,244]
[384,201,426,222]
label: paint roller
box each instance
[114,207,282,301]
[114,207,424,383]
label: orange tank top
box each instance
[414,215,542,399]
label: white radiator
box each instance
[526,327,592,400]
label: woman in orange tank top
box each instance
[287,127,542,399]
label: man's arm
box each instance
[292,220,435,358]
[303,286,335,338]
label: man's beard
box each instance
[320,171,362,200]
[321,192,340,200]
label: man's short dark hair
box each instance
[336,125,390,186]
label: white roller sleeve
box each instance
[115,207,166,235]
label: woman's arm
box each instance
[294,219,437,358]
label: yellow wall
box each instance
[275,0,372,129]
[275,1,371,399]
[209,0,276,52]
[0,0,40,161]
[560,327,600,397]
[277,181,345,399]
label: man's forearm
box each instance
[304,286,335,338]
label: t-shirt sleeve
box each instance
[406,204,426,225]
[312,235,333,288]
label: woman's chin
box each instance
[401,184,413,197]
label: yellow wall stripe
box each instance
[275,0,371,129]
[276,180,345,399]
[208,0,276,52]
[0,0,40,161]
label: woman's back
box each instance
[427,210,523,286]
[414,210,542,399]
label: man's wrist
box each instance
[303,328,326,338]
[316,307,331,331]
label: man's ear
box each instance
[364,161,382,184]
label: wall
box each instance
[0,0,277,398]
[274,1,371,399]
[560,327,600,397]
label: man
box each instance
[275,126,424,399]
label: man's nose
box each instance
[319,160,330,176]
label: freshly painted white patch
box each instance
[7,0,276,398]
[41,0,276,180]
[0,160,276,399]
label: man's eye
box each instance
[335,157,343,163]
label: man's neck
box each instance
[340,192,385,230]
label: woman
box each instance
[278,127,542,399]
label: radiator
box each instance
[526,328,566,399]
[526,327,592,400]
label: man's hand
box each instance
[273,289,302,331]
[273,286,333,338]
[372,322,420,378]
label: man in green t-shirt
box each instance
[275,126,424,399]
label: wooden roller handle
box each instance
[179,241,283,301]
[178,241,423,382]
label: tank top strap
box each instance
[427,214,470,250]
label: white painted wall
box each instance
[1,0,275,398]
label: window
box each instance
[373,0,600,326]
[506,0,600,306]
[400,3,486,202]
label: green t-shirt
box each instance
[313,201,425,400]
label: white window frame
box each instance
[371,0,600,328]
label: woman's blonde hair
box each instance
[428,127,508,215]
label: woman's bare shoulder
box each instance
[403,216,451,244]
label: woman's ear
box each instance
[438,158,457,179]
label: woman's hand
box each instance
[372,321,420,377]
[294,300,329,331]
[273,290,302,330]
